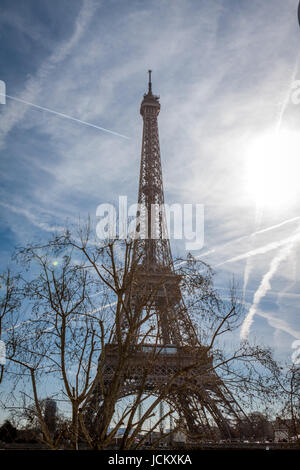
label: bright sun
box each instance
[246,129,300,210]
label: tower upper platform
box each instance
[140,70,160,115]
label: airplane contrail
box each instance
[218,230,300,266]
[0,92,130,139]
[190,215,300,261]
[240,234,297,340]
[242,206,263,299]
[173,216,300,270]
[275,53,300,133]
[256,216,300,235]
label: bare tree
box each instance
[277,364,300,442]
[3,223,280,450]
[0,269,22,385]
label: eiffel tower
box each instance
[86,72,249,441]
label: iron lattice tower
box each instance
[86,72,249,440]
[134,69,172,268]
[129,70,198,346]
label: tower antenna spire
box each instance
[148,69,152,94]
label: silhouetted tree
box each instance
[277,365,300,442]
[4,223,280,450]
[0,420,17,443]
[0,269,22,385]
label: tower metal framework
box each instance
[86,72,249,440]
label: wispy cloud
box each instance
[241,206,264,299]
[0,202,64,233]
[219,230,300,266]
[240,226,300,340]
[0,0,97,149]
[275,52,300,133]
[257,308,300,342]
[199,215,300,260]
[1,0,299,357]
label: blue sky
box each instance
[0,0,300,365]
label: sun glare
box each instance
[246,130,300,210]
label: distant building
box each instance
[44,398,57,435]
[273,417,298,442]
